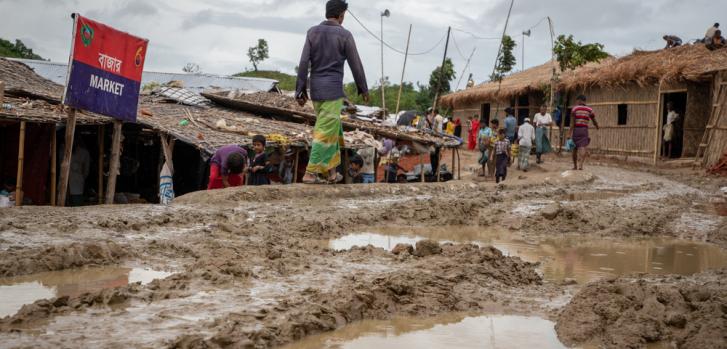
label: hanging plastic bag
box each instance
[564,139,576,152]
[159,162,174,205]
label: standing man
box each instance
[517,118,535,172]
[663,102,680,159]
[568,95,599,171]
[297,0,369,184]
[69,140,90,206]
[533,105,553,164]
[504,108,518,143]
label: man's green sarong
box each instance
[535,127,553,154]
[307,98,344,175]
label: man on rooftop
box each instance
[296,0,369,184]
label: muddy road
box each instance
[0,162,725,348]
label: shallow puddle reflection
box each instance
[330,226,727,284]
[0,266,172,318]
[280,313,565,349]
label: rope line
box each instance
[348,10,447,56]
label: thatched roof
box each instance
[560,44,727,90]
[0,58,64,102]
[137,95,312,155]
[440,61,558,109]
[0,97,112,125]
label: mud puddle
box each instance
[280,313,565,349]
[331,226,727,284]
[0,266,172,317]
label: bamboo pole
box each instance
[431,27,452,112]
[105,120,122,204]
[58,109,77,207]
[0,80,4,106]
[97,125,104,204]
[15,121,26,206]
[395,24,412,115]
[451,148,455,177]
[419,154,425,183]
[50,126,57,206]
[653,82,664,165]
[456,148,461,180]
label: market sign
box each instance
[62,14,148,122]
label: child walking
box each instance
[494,129,511,184]
[248,135,272,186]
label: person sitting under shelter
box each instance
[663,35,682,48]
[208,144,247,190]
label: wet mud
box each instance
[0,163,724,348]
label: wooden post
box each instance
[342,150,350,184]
[105,120,123,204]
[436,148,443,182]
[15,121,26,206]
[97,125,105,204]
[653,82,664,166]
[456,148,461,180]
[419,153,425,183]
[431,27,452,112]
[395,24,413,115]
[50,126,57,206]
[293,149,300,183]
[159,134,175,175]
[58,109,77,207]
[451,148,455,176]
[0,80,5,106]
[373,151,379,184]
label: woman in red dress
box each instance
[467,116,480,151]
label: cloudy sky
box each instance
[0,0,724,90]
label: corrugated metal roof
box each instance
[7,58,279,93]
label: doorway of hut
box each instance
[661,92,687,159]
[480,103,491,125]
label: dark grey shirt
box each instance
[296,20,368,102]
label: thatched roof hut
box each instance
[560,44,727,91]
[440,61,559,109]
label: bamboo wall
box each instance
[704,70,727,167]
[566,85,660,158]
[683,83,712,157]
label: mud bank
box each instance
[0,164,724,347]
[171,244,543,348]
[556,269,727,348]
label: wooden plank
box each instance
[50,127,57,206]
[16,121,26,206]
[58,109,77,207]
[105,120,123,205]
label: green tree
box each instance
[429,58,456,98]
[553,34,609,71]
[0,38,44,60]
[247,38,269,72]
[344,81,433,114]
[490,35,517,82]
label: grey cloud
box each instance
[181,9,318,35]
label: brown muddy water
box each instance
[330,226,727,284]
[280,313,566,349]
[0,266,172,318]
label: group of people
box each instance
[207,135,272,190]
[472,105,555,183]
[663,22,725,50]
[468,95,601,182]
